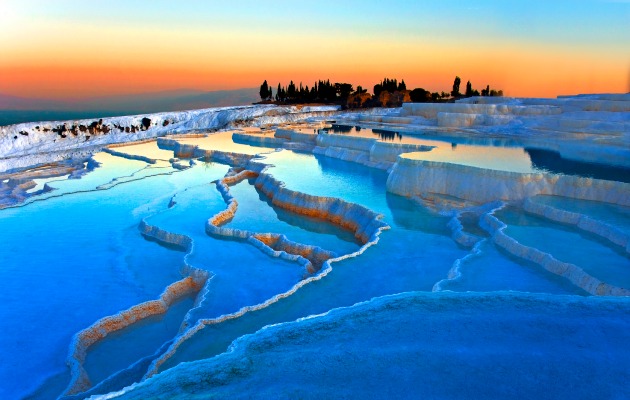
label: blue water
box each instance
[226,179,361,255]
[319,124,630,180]
[116,292,630,400]
[0,133,628,399]
[439,240,587,294]
[531,194,630,235]
[0,159,192,398]
[498,207,630,288]
[84,294,196,386]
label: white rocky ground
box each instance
[0,105,339,171]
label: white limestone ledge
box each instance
[523,197,630,254]
[310,133,433,171]
[0,105,341,161]
[232,133,287,148]
[480,206,630,297]
[237,128,433,172]
[249,233,338,274]
[254,171,388,244]
[205,169,339,274]
[275,129,318,144]
[401,103,562,119]
[465,95,630,110]
[139,220,193,251]
[63,270,207,396]
[0,161,90,208]
[102,147,157,164]
[447,212,483,248]
[437,112,514,127]
[144,161,391,381]
[157,138,255,167]
[387,156,630,207]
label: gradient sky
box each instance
[1,0,628,100]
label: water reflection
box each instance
[321,124,629,181]
[385,192,451,235]
[525,148,630,183]
[324,125,403,142]
[372,128,403,142]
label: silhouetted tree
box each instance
[335,83,354,100]
[373,83,383,97]
[259,80,270,100]
[276,84,287,102]
[382,78,398,93]
[263,74,502,106]
[410,88,431,102]
[287,81,296,99]
[451,76,461,98]
[374,78,405,97]
[465,81,473,97]
[316,79,336,101]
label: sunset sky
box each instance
[1,0,628,100]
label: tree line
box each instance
[259,76,503,108]
[450,76,503,98]
[259,80,354,103]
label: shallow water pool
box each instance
[1,129,628,399]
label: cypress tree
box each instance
[259,80,270,101]
[451,76,461,98]
[465,81,473,97]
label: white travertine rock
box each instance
[156,137,255,167]
[380,116,414,124]
[558,93,630,101]
[523,197,630,253]
[145,163,391,379]
[437,112,514,127]
[316,133,376,152]
[313,146,371,166]
[309,134,433,170]
[274,129,317,144]
[401,103,562,119]
[205,168,367,274]
[386,156,630,206]
[102,148,157,164]
[0,105,339,160]
[232,133,286,148]
[369,141,433,163]
[254,171,388,244]
[458,94,630,112]
[480,209,630,297]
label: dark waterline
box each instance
[525,148,630,183]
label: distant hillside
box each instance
[0,88,259,126]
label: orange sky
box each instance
[1,1,628,100]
